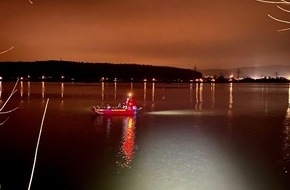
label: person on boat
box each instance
[117,102,122,108]
[107,104,111,109]
[125,94,137,110]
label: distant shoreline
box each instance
[0,60,289,83]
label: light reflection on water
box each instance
[20,81,24,98]
[228,83,233,117]
[143,82,147,101]
[117,117,136,169]
[92,116,137,169]
[152,82,155,102]
[61,82,64,99]
[127,126,248,190]
[41,81,45,99]
[0,81,2,101]
[282,107,290,174]
[27,81,31,99]
[146,110,219,116]
[195,83,203,110]
[0,82,290,190]
[211,83,215,109]
[281,84,290,174]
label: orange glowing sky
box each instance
[0,0,289,69]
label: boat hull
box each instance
[91,106,137,116]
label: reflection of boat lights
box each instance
[117,117,136,168]
[122,118,135,166]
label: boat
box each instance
[91,94,141,116]
[91,106,140,116]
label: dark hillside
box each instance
[0,61,202,82]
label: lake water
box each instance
[0,82,290,190]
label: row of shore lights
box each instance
[0,76,218,83]
[0,77,200,82]
[100,77,158,82]
[0,75,72,81]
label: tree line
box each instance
[0,60,202,82]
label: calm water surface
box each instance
[0,82,290,190]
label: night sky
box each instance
[0,0,289,69]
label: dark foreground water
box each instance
[0,82,290,190]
